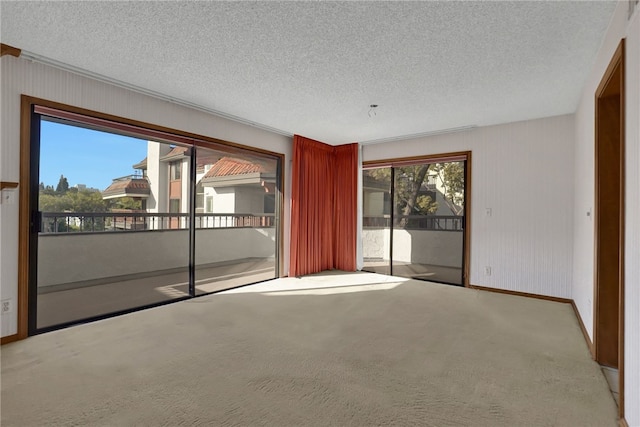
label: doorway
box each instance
[362,152,470,286]
[594,39,625,415]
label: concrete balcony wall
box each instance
[362,229,462,268]
[37,228,276,288]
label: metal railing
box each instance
[40,211,276,234]
[363,215,463,231]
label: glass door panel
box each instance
[193,146,278,295]
[391,162,464,285]
[362,167,392,276]
[363,160,466,286]
[30,104,283,334]
[35,119,190,330]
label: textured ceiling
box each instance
[1,1,617,145]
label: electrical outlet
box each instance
[484,266,492,276]
[1,299,12,314]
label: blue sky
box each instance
[39,120,148,191]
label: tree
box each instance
[432,162,465,215]
[39,187,109,232]
[55,175,69,194]
[364,166,439,227]
[364,161,465,225]
[39,187,108,212]
[394,165,437,217]
[108,197,142,210]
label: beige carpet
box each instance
[1,271,618,426]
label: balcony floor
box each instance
[37,258,275,329]
[363,259,463,285]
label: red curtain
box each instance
[289,135,358,277]
[333,143,358,271]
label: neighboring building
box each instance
[102,175,151,207]
[103,141,276,229]
[199,156,276,215]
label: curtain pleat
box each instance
[289,136,358,277]
[333,143,358,271]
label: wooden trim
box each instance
[618,37,626,421]
[570,300,594,354]
[0,181,19,190]
[23,96,283,159]
[463,152,472,288]
[362,151,472,168]
[0,43,21,58]
[593,39,625,420]
[468,284,572,304]
[619,417,629,427]
[0,334,20,345]
[278,151,286,277]
[469,285,598,356]
[596,41,624,98]
[17,96,32,340]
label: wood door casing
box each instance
[593,38,625,419]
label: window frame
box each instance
[17,95,285,340]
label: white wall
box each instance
[235,186,267,213]
[572,0,629,344]
[146,141,170,215]
[362,229,463,268]
[212,187,236,213]
[572,2,640,423]
[364,115,575,298]
[0,56,292,338]
[180,158,190,214]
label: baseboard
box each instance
[570,300,594,356]
[468,284,572,304]
[1,333,19,345]
[469,284,596,359]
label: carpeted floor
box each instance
[1,271,618,426]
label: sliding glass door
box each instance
[362,156,467,286]
[193,146,278,295]
[30,104,281,333]
[362,167,392,276]
[35,122,190,329]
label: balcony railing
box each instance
[363,215,463,231]
[40,212,276,234]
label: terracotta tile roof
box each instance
[132,157,147,169]
[204,157,267,178]
[102,177,150,197]
[160,146,188,161]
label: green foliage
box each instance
[364,161,465,221]
[108,197,142,210]
[39,189,108,213]
[432,162,464,215]
[364,165,439,221]
[394,165,438,216]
